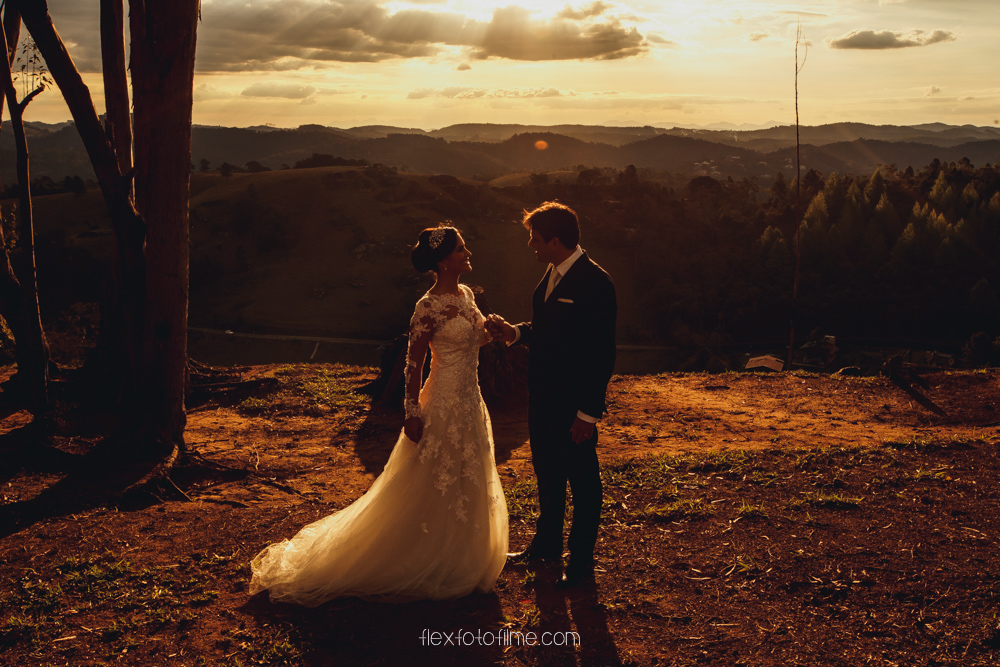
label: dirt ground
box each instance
[2,365,999,666]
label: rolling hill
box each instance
[3,121,998,186]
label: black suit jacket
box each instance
[515,252,617,428]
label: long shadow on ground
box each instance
[244,590,507,666]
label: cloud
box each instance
[496,88,562,98]
[646,33,677,46]
[556,1,610,21]
[407,87,485,99]
[474,6,644,61]
[926,86,941,97]
[38,1,104,71]
[197,0,646,71]
[456,63,472,71]
[39,0,645,74]
[826,28,956,50]
[776,10,829,19]
[407,86,564,99]
[241,82,318,99]
[749,32,769,42]
[193,84,235,102]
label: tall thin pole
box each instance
[786,20,807,371]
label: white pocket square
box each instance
[557,297,574,303]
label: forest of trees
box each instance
[497,159,1000,360]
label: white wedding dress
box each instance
[249,284,508,605]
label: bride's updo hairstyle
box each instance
[411,225,460,273]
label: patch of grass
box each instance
[238,397,271,413]
[883,436,936,450]
[602,458,644,489]
[689,449,755,475]
[736,499,768,520]
[504,477,538,523]
[301,367,366,409]
[722,556,760,577]
[655,484,679,502]
[883,435,981,452]
[913,466,953,482]
[240,631,302,666]
[746,469,779,487]
[519,602,542,628]
[191,590,221,606]
[789,492,864,510]
[791,449,835,470]
[639,497,716,522]
[100,619,130,643]
[16,578,64,615]
[0,612,38,647]
[688,451,733,473]
[59,555,133,595]
[143,605,178,630]
[197,552,236,567]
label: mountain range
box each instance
[2,121,998,185]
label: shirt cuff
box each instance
[576,411,599,423]
[507,325,522,346]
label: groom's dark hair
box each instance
[522,201,580,249]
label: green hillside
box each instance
[27,166,638,350]
[23,157,1000,373]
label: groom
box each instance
[489,201,617,588]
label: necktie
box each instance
[545,267,560,300]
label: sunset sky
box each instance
[25,0,1000,130]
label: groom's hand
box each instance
[570,417,596,444]
[485,314,516,343]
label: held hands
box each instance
[484,314,517,343]
[404,416,424,443]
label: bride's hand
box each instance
[485,314,515,343]
[404,416,424,443]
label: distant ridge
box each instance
[3,121,998,182]
[344,125,427,138]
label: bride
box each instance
[249,225,508,605]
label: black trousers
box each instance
[528,417,602,566]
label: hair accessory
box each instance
[429,227,453,250]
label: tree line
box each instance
[502,159,1000,361]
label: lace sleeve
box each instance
[404,297,436,420]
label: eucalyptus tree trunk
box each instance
[100,0,131,181]
[93,0,138,403]
[13,0,146,407]
[0,11,23,376]
[0,7,49,414]
[129,0,199,452]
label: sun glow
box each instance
[417,0,615,21]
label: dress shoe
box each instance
[506,548,561,564]
[556,565,596,590]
